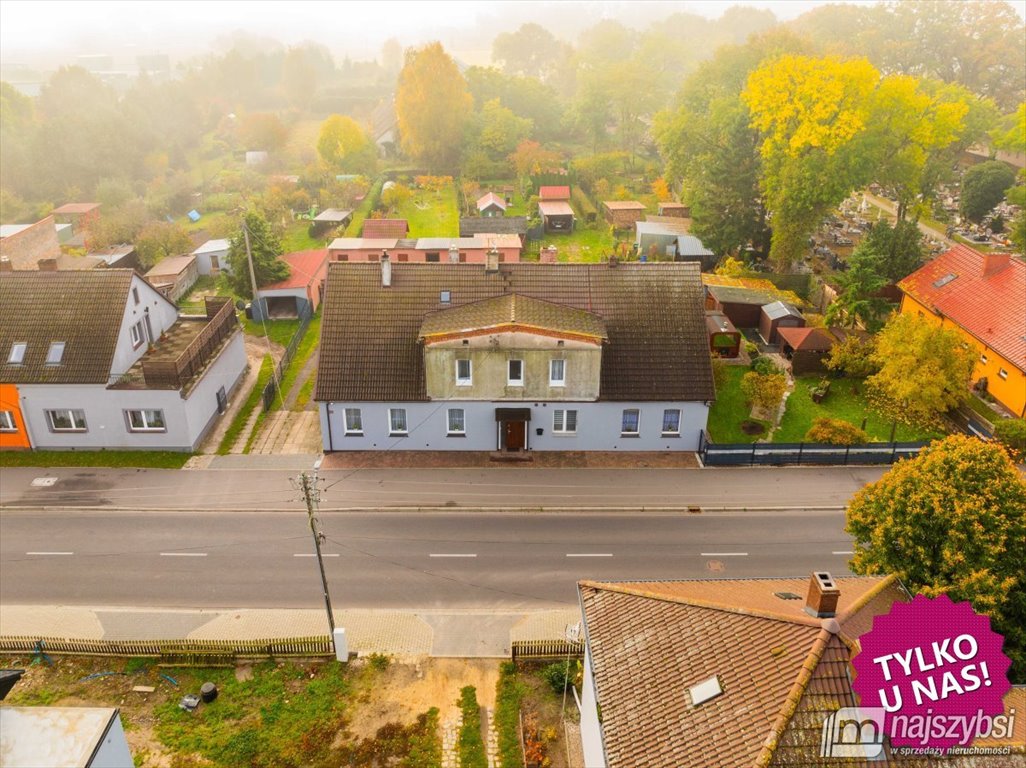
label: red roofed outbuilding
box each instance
[254,249,329,321]
[538,186,571,201]
[898,245,1026,416]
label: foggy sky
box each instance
[3,0,1025,69]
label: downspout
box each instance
[325,404,335,450]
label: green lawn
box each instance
[272,312,321,411]
[706,365,770,443]
[217,355,274,454]
[0,450,190,469]
[241,316,303,348]
[394,182,460,237]
[540,225,627,263]
[281,220,327,252]
[774,377,944,443]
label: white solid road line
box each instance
[293,553,340,558]
[832,550,855,555]
[159,552,207,557]
[701,552,748,557]
[25,551,73,556]
[429,553,477,558]
[566,553,613,557]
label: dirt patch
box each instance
[741,419,767,436]
[346,657,499,741]
[244,334,284,366]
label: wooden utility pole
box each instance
[296,471,335,637]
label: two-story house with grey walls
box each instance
[314,255,714,453]
[0,269,246,451]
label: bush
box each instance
[571,187,598,224]
[368,653,390,671]
[750,356,778,375]
[745,340,760,358]
[457,686,487,768]
[495,663,525,768]
[541,661,574,696]
[805,417,869,445]
[741,371,787,411]
[826,334,879,378]
[993,418,1026,463]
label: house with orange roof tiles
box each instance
[897,245,1025,417]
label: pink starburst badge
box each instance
[852,593,1012,750]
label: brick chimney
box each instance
[448,244,459,263]
[37,258,58,271]
[380,253,391,288]
[485,247,499,274]
[0,257,12,272]
[804,571,840,618]
[982,251,1011,277]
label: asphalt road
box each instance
[0,509,855,610]
[0,465,887,511]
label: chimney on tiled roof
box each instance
[804,571,840,618]
[0,257,12,272]
[485,247,499,274]
[37,258,58,271]
[982,251,1011,277]
[380,253,391,288]
[448,244,459,263]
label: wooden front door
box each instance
[504,420,526,451]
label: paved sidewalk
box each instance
[0,605,581,658]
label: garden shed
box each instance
[759,301,805,345]
[602,200,647,229]
[705,310,741,358]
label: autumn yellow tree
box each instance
[866,313,974,427]
[396,43,473,171]
[846,435,1026,681]
[317,115,375,173]
[743,54,879,269]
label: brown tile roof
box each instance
[315,262,714,403]
[459,217,528,238]
[578,576,910,768]
[539,185,570,200]
[0,269,135,384]
[777,326,836,352]
[420,294,608,341]
[362,218,409,239]
[52,202,100,215]
[602,200,646,211]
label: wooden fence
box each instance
[511,639,584,662]
[0,635,333,661]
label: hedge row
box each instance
[571,187,598,224]
[458,686,488,768]
[495,662,526,768]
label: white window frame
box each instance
[0,410,16,432]
[552,409,577,435]
[661,408,682,436]
[998,368,1009,380]
[621,408,640,436]
[343,407,363,435]
[46,409,87,432]
[126,409,166,433]
[388,407,408,435]
[132,286,140,305]
[7,342,26,364]
[456,359,472,386]
[130,321,145,349]
[508,359,524,386]
[46,341,65,365]
[447,407,466,435]
[549,359,566,386]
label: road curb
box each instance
[0,504,848,514]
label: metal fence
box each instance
[261,307,313,411]
[699,432,928,467]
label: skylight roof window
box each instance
[689,676,723,707]
[932,273,958,289]
[46,341,65,365]
[7,342,26,364]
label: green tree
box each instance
[992,418,1026,463]
[508,140,560,196]
[316,114,375,173]
[396,43,473,171]
[475,99,532,159]
[741,371,787,411]
[825,333,879,378]
[960,160,1017,223]
[380,183,412,213]
[825,243,890,331]
[226,211,289,299]
[859,219,925,282]
[491,23,564,81]
[846,435,1026,681]
[134,221,193,270]
[238,112,288,151]
[867,313,974,427]
[464,67,564,140]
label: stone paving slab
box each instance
[321,450,700,469]
[419,613,521,657]
[98,610,213,641]
[202,454,322,471]
[510,609,583,642]
[0,605,105,640]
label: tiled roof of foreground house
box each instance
[0,269,142,384]
[579,576,1025,767]
[420,294,608,342]
[315,262,714,403]
[898,245,1025,369]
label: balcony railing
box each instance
[139,297,238,391]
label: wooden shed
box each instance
[705,311,741,358]
[759,301,805,345]
[602,200,647,229]
[657,202,690,218]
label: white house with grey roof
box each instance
[0,269,246,451]
[314,258,714,453]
